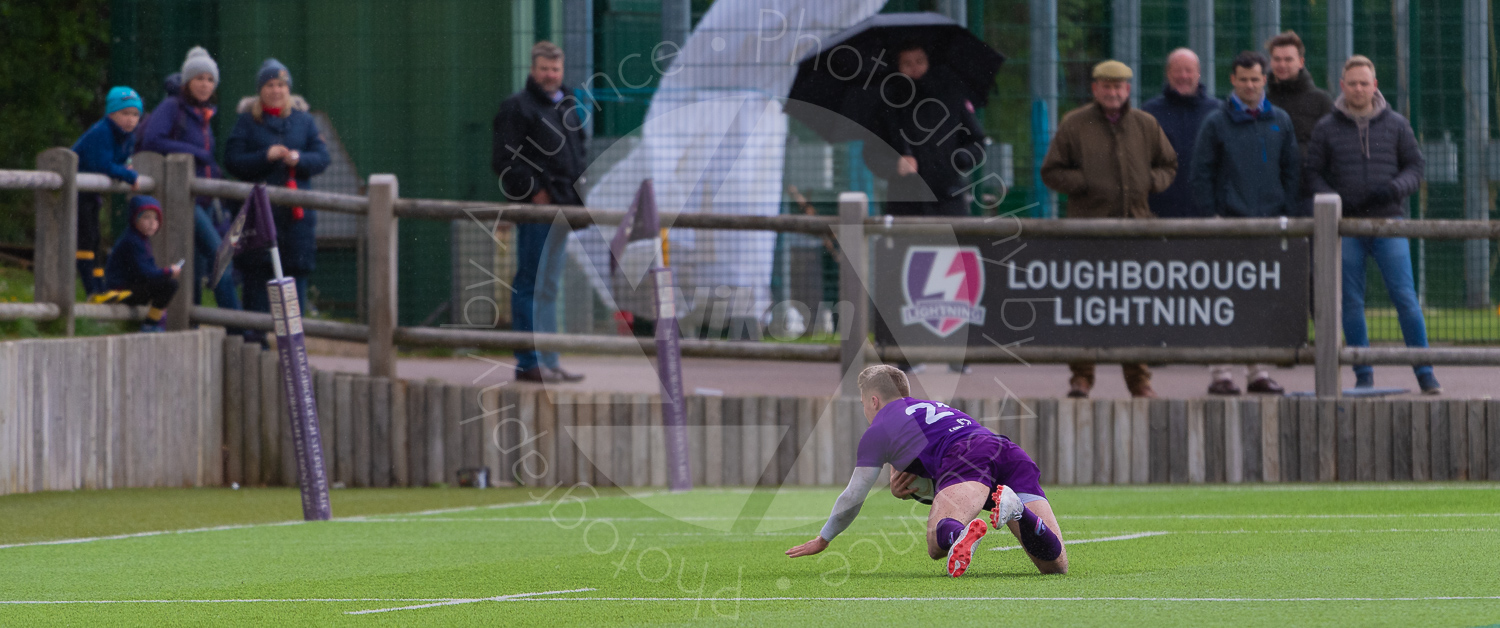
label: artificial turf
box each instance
[2,483,1498,626]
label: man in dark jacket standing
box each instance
[1265,31,1333,217]
[493,41,588,383]
[1190,51,1298,396]
[1141,48,1220,218]
[1305,55,1440,394]
[1041,60,1177,398]
[863,43,987,217]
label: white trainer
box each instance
[989,484,1025,529]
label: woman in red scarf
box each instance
[225,58,331,343]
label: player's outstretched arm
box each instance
[786,466,881,558]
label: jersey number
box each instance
[906,402,969,426]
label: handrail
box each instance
[9,152,1500,387]
[5,164,1496,239]
[0,169,64,190]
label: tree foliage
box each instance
[0,0,111,244]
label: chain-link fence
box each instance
[104,0,1497,344]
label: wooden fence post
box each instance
[1313,193,1342,397]
[157,154,195,331]
[34,148,78,335]
[367,174,398,379]
[837,192,869,398]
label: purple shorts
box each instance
[933,433,1046,503]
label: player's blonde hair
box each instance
[857,365,910,402]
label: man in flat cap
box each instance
[1041,60,1178,399]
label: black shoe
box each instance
[1208,379,1242,396]
[548,367,585,383]
[515,367,560,383]
[1247,377,1285,395]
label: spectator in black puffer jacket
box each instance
[1304,55,1440,395]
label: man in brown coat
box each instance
[1041,60,1177,398]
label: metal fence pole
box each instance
[1326,0,1353,99]
[1462,0,1490,308]
[1252,0,1280,55]
[160,153,196,332]
[1029,0,1058,219]
[33,147,78,335]
[661,0,690,53]
[1113,0,1141,109]
[938,0,967,28]
[837,192,869,398]
[563,0,594,136]
[1188,0,1215,98]
[367,174,399,380]
[1314,193,1343,397]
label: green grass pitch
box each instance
[2,484,1498,626]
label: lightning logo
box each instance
[901,246,987,338]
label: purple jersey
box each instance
[855,397,990,478]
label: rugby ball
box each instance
[904,476,936,505]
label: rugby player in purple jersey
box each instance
[785,365,1068,577]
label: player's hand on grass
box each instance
[785,536,828,558]
[890,470,919,500]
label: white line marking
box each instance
[0,598,465,605]
[341,512,1500,524]
[6,594,1496,606]
[0,521,306,551]
[0,490,651,550]
[343,588,596,615]
[991,531,1170,551]
[499,596,1500,603]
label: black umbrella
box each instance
[785,12,1005,143]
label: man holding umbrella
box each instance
[863,41,988,218]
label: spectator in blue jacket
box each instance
[138,46,242,315]
[1141,48,1220,218]
[1305,55,1439,394]
[224,58,330,329]
[1190,51,1300,396]
[104,196,182,332]
[71,86,143,297]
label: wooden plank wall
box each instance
[214,351,1500,488]
[0,329,223,496]
[4,327,1496,495]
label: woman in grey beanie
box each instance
[138,45,245,324]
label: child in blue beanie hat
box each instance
[71,86,143,297]
[103,196,183,332]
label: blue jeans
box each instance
[194,204,241,311]
[512,222,569,371]
[1341,236,1434,379]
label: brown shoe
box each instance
[1067,376,1091,399]
[1246,377,1285,395]
[1208,379,1242,396]
[515,367,560,383]
[548,367,585,383]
